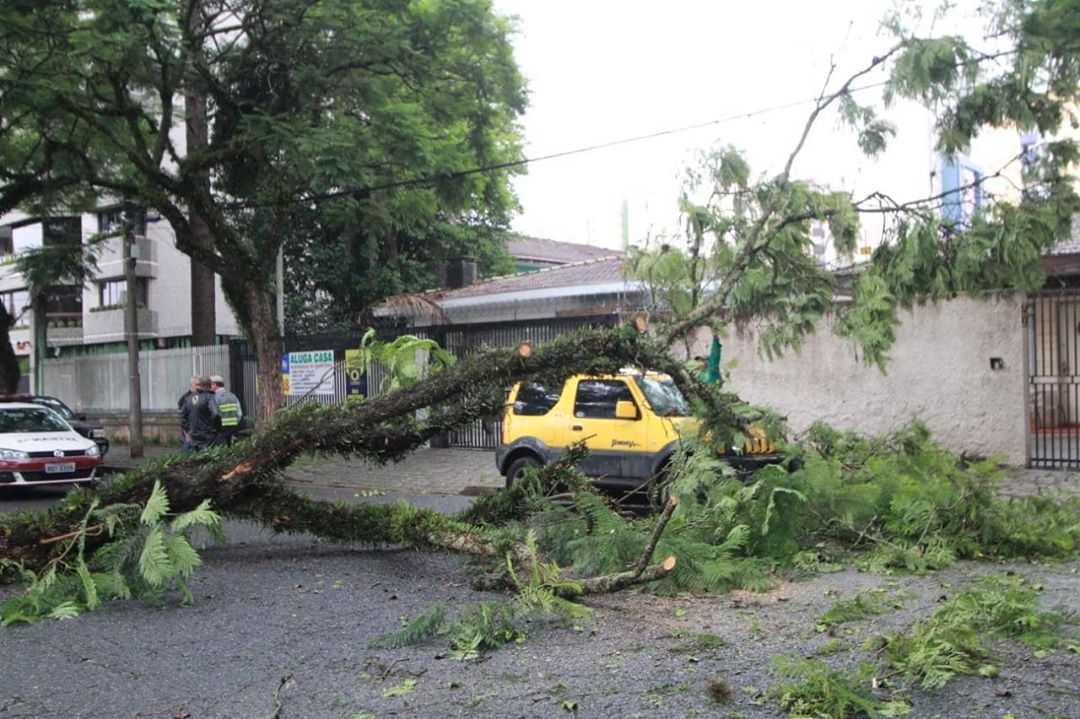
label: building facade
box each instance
[0,207,240,389]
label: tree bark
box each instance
[0,304,21,393]
[184,4,216,347]
[244,283,284,429]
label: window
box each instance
[574,380,636,419]
[0,289,29,319]
[97,205,146,236]
[633,375,691,417]
[941,154,984,227]
[42,217,81,247]
[98,278,147,307]
[513,382,561,416]
[46,286,82,315]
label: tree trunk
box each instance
[0,304,21,393]
[184,12,216,348]
[190,251,216,346]
[123,221,144,458]
[245,283,284,429]
[31,294,46,394]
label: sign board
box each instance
[281,349,335,396]
[344,349,367,397]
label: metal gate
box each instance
[1028,289,1080,468]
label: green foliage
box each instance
[873,574,1070,689]
[815,589,894,633]
[505,421,1080,601]
[368,532,590,659]
[368,602,449,650]
[771,656,910,718]
[1,481,222,625]
[0,0,526,397]
[352,328,455,393]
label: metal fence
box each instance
[43,345,232,413]
[233,315,619,449]
[41,315,617,443]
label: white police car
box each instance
[0,402,103,489]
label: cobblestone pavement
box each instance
[103,444,1080,498]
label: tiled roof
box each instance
[1050,214,1080,255]
[422,256,627,301]
[507,235,624,264]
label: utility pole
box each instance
[123,210,144,459]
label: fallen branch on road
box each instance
[0,324,708,602]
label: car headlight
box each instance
[85,444,100,457]
[92,428,107,439]
[0,448,29,460]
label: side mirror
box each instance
[614,400,638,420]
[76,412,87,422]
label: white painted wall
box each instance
[689,295,1027,465]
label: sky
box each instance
[493,0,980,251]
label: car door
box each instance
[569,378,647,479]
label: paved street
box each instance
[102,444,503,496]
[97,444,1080,499]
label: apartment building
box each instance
[0,207,240,388]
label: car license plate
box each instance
[45,462,76,474]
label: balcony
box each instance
[95,236,156,278]
[47,312,84,346]
[83,305,158,342]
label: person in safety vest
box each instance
[209,374,243,447]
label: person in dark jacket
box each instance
[178,376,199,454]
[187,376,220,451]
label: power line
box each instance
[234,79,891,211]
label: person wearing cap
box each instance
[209,374,243,447]
[188,376,220,451]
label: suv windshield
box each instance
[633,376,691,417]
[0,407,71,433]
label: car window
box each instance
[574,380,636,419]
[0,407,71,433]
[513,383,562,416]
[633,376,692,417]
[34,397,75,421]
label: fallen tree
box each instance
[0,323,729,594]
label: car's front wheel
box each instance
[505,456,542,488]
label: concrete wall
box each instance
[690,295,1027,465]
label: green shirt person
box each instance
[695,338,723,384]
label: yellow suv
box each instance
[496,370,779,496]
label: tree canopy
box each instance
[0,0,527,422]
[632,0,1079,370]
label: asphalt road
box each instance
[1,456,1078,718]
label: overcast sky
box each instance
[493,1,981,250]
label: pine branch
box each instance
[633,495,679,575]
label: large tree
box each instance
[636,0,1079,368]
[0,0,526,425]
[283,209,515,335]
[2,1,1080,647]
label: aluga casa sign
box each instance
[281,350,335,396]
